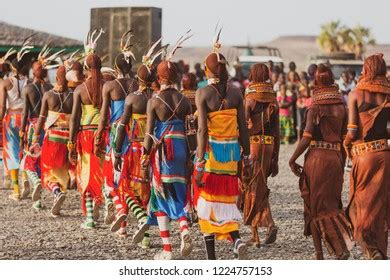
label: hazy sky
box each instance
[1,0,388,46]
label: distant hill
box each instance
[175,35,390,72]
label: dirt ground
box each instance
[0,144,388,260]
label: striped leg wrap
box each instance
[126,196,147,222]
[178,216,189,235]
[25,170,41,189]
[85,192,94,223]
[156,211,172,252]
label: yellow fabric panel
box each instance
[207,108,238,138]
[130,113,147,139]
[205,146,238,174]
[199,219,239,240]
[80,105,100,126]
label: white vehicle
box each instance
[228,45,284,78]
[308,53,364,79]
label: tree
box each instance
[317,21,376,58]
[349,25,376,58]
[317,20,343,53]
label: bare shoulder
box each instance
[73,84,84,99]
[228,84,243,99]
[103,79,115,91]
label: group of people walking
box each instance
[0,29,388,260]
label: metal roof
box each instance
[0,21,82,51]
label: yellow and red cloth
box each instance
[41,111,71,191]
[196,108,241,240]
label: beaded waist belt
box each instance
[130,137,144,142]
[50,125,69,130]
[250,135,274,145]
[310,140,341,151]
[80,124,98,131]
[351,139,389,156]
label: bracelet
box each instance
[119,122,126,127]
[141,154,149,161]
[39,114,47,119]
[242,154,250,160]
[95,136,102,145]
[242,154,253,166]
[347,127,358,132]
[302,131,312,138]
[31,134,39,143]
[113,151,122,158]
[67,141,75,152]
[195,166,205,172]
[195,160,205,170]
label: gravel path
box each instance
[0,144,388,260]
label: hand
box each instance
[141,156,149,170]
[194,170,204,187]
[187,159,194,173]
[114,156,122,172]
[69,150,77,166]
[270,160,279,177]
[343,140,352,160]
[289,160,303,177]
[140,156,150,181]
[29,142,41,156]
[19,138,25,150]
[93,143,105,158]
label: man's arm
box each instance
[34,92,49,140]
[69,87,82,143]
[96,82,111,140]
[195,89,208,161]
[115,95,133,153]
[236,91,250,156]
[21,86,31,136]
[0,79,9,120]
[143,98,156,155]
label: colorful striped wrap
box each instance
[76,105,103,214]
[103,100,127,193]
[197,108,241,240]
[148,119,189,222]
[120,114,149,206]
[2,110,22,171]
[20,117,43,175]
[41,111,71,191]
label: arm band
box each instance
[303,132,312,138]
[347,124,358,129]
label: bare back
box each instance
[152,89,191,122]
[24,82,52,118]
[45,90,73,114]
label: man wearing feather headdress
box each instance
[0,49,16,187]
[141,31,194,260]
[194,27,251,260]
[68,29,105,229]
[114,38,164,247]
[20,44,61,208]
[0,38,32,201]
[95,30,139,236]
[31,62,73,218]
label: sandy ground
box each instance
[0,144,388,260]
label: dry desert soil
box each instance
[0,144,388,260]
